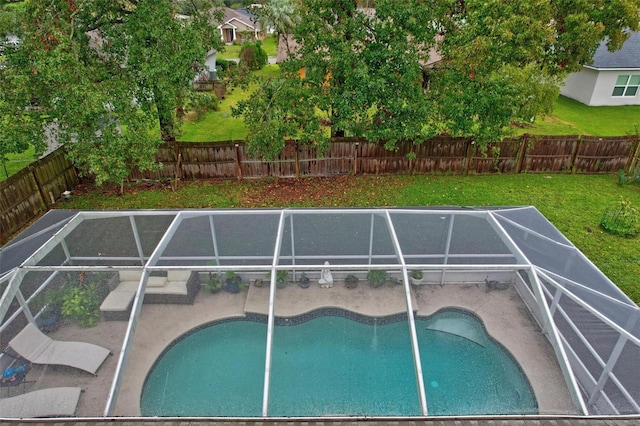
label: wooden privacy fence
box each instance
[0,149,78,244]
[129,134,640,180]
[2,134,639,244]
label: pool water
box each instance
[141,311,537,416]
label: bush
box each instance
[239,42,268,71]
[617,169,640,186]
[189,92,219,121]
[367,269,387,288]
[600,199,639,238]
[215,59,229,72]
[61,281,101,327]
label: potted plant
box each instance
[298,272,310,289]
[224,271,244,293]
[268,270,289,289]
[367,269,387,288]
[204,271,222,293]
[345,274,359,289]
[410,269,424,286]
[253,278,264,288]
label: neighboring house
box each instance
[217,7,263,44]
[560,31,640,106]
[204,49,217,80]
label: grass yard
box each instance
[62,173,640,304]
[1,146,37,179]
[179,64,280,141]
[216,35,278,60]
[518,96,640,136]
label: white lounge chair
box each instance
[8,324,111,375]
[0,387,81,418]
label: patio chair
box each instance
[7,323,111,375]
[0,387,81,418]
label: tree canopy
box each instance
[0,0,222,186]
[234,0,640,159]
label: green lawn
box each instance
[1,146,37,180]
[62,174,640,304]
[216,35,278,60]
[518,96,640,136]
[179,64,280,142]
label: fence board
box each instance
[523,135,579,172]
[574,136,636,173]
[1,150,77,243]
[3,134,639,244]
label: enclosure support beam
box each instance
[103,269,151,416]
[384,211,429,416]
[528,268,588,414]
[290,214,296,281]
[545,286,564,333]
[537,269,640,347]
[589,335,628,406]
[262,211,286,417]
[104,212,185,416]
[486,212,588,415]
[440,214,455,286]
[129,215,146,265]
[368,213,375,266]
[0,269,25,326]
[209,215,219,264]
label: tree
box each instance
[233,0,640,158]
[256,0,299,40]
[427,0,640,145]
[235,0,440,157]
[0,1,222,187]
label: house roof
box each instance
[589,31,640,69]
[217,7,259,31]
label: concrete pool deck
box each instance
[112,280,576,417]
[21,280,576,417]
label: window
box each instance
[612,74,640,97]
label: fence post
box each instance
[234,143,243,180]
[627,134,640,174]
[464,139,474,176]
[569,135,581,174]
[353,142,359,175]
[515,135,529,174]
[294,142,300,178]
[30,165,50,208]
[174,143,182,182]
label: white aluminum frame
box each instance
[1,207,639,418]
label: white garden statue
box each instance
[319,261,334,288]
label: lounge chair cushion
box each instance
[167,270,191,282]
[115,281,139,292]
[9,324,111,375]
[146,276,168,287]
[144,280,188,296]
[100,290,135,312]
[119,270,142,282]
[0,387,81,418]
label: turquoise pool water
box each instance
[141,310,537,416]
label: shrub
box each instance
[239,42,268,71]
[190,92,219,121]
[600,199,639,238]
[345,274,359,289]
[367,269,387,288]
[61,280,101,327]
[617,169,640,186]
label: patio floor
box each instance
[114,280,576,417]
[15,279,576,418]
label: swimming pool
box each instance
[141,309,537,417]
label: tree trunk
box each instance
[155,87,177,142]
